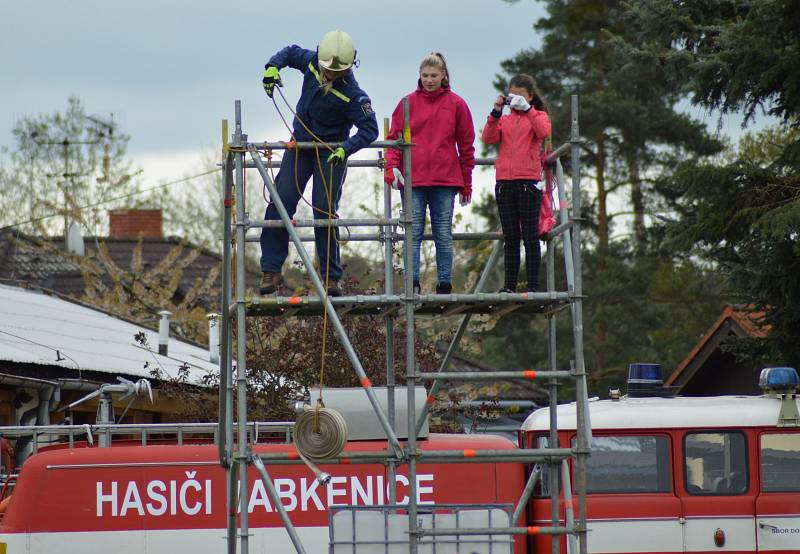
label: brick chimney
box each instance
[109,209,163,238]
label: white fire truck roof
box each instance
[0,284,217,382]
[521,394,800,432]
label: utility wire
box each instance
[0,329,82,371]
[0,168,221,232]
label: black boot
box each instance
[435,282,453,294]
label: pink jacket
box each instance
[481,108,551,181]
[385,83,475,191]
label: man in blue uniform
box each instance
[260,30,379,297]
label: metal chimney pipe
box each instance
[208,313,220,364]
[158,310,171,356]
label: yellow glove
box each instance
[327,147,346,165]
[262,66,282,97]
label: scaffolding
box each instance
[218,95,591,554]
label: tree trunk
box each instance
[596,133,609,249]
[628,154,646,247]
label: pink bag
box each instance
[538,152,556,237]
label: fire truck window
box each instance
[573,435,671,494]
[760,433,800,492]
[684,432,748,495]
[533,435,560,497]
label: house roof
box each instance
[0,231,259,307]
[665,305,768,387]
[0,284,217,383]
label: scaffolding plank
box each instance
[246,294,569,317]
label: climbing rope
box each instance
[266,78,360,435]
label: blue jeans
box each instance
[402,186,458,284]
[260,148,346,281]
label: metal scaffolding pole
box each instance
[219,144,238,554]
[232,101,251,554]
[382,131,398,505]
[400,97,420,554]
[569,94,590,554]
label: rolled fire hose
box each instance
[294,403,348,484]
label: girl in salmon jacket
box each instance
[385,52,475,295]
[481,74,551,293]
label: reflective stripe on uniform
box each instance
[307,63,351,103]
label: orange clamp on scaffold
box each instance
[426,394,436,405]
[360,377,372,389]
[523,370,538,379]
[527,526,541,535]
[284,139,297,150]
[288,297,302,306]
[462,449,476,458]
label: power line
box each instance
[0,168,221,232]
[0,329,82,371]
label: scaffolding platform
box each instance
[246,292,571,317]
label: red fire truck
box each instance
[0,367,798,553]
[523,366,800,554]
[0,432,527,553]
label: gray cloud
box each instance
[0,0,545,167]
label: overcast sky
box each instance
[0,0,774,229]
[0,1,552,182]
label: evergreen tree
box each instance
[613,1,800,365]
[499,0,721,249]
[476,0,726,387]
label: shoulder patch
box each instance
[361,101,374,117]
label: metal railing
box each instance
[0,421,294,453]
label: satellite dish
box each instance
[66,221,85,256]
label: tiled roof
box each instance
[0,231,259,308]
[665,304,769,386]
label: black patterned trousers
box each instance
[495,180,542,292]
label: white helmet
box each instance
[318,30,356,71]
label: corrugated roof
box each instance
[0,284,217,382]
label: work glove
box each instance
[327,147,346,165]
[262,66,282,98]
[509,94,530,112]
[459,183,472,206]
[384,168,405,190]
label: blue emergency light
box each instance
[758,367,800,392]
[627,363,664,397]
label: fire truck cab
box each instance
[522,366,800,554]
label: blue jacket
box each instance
[266,45,378,156]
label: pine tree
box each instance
[614,0,800,364]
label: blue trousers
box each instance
[260,148,345,281]
[403,186,458,284]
